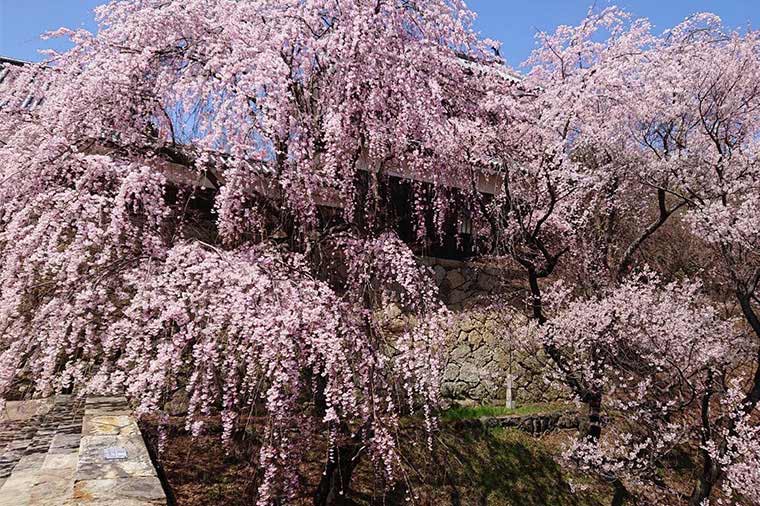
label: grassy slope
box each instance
[142,409,610,506]
[441,402,571,421]
[351,424,610,506]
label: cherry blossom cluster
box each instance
[1,0,760,503]
[0,0,483,502]
[499,8,760,504]
[543,275,740,489]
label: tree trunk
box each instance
[586,391,603,441]
[688,454,720,506]
[688,373,720,506]
[313,430,363,506]
[610,478,630,506]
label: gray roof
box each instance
[0,56,42,110]
[0,56,29,67]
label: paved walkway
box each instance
[0,396,166,506]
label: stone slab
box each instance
[29,473,75,506]
[0,469,35,506]
[82,416,139,437]
[43,452,79,471]
[11,453,46,473]
[0,399,54,423]
[49,433,82,454]
[76,435,156,480]
[84,398,132,417]
[70,477,165,505]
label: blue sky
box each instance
[1,0,758,67]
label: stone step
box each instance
[0,433,80,506]
[0,396,166,506]
[70,397,165,505]
[0,395,84,506]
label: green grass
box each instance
[458,427,608,506]
[442,402,570,421]
[143,406,609,506]
[358,425,611,506]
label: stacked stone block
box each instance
[421,257,566,405]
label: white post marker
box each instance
[505,373,515,410]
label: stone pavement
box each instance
[0,396,166,506]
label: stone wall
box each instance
[424,257,510,309]
[454,411,581,436]
[420,257,564,405]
